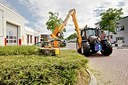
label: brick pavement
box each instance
[88,48,128,85]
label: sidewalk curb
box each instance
[86,69,97,85]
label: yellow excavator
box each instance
[40,8,112,56]
[51,9,82,49]
[40,9,82,56]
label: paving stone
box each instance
[88,48,128,85]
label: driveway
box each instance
[88,48,128,85]
[65,43,128,85]
[60,43,76,50]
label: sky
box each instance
[0,0,128,38]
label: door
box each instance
[6,23,18,45]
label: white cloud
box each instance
[25,19,30,25]
[18,0,128,37]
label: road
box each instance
[65,43,128,85]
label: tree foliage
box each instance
[46,12,65,39]
[100,8,123,33]
[66,33,77,40]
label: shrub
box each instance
[0,50,89,85]
[0,46,37,56]
[60,43,66,47]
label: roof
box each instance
[25,26,39,33]
[95,21,100,25]
[121,16,128,19]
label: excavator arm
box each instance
[50,9,82,49]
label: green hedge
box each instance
[0,50,88,85]
[0,46,37,56]
[60,43,66,47]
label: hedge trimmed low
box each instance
[0,46,37,56]
[0,50,89,85]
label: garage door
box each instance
[6,23,18,45]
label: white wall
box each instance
[0,9,4,45]
[0,9,3,36]
[113,17,128,46]
[24,26,40,45]
[0,3,40,46]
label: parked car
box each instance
[34,42,41,47]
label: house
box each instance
[0,3,40,46]
[113,16,128,46]
[0,3,24,46]
[95,16,128,46]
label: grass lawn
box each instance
[0,50,90,85]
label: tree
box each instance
[46,12,65,39]
[99,8,123,33]
[66,33,77,40]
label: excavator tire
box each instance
[76,42,91,56]
[82,42,91,56]
[101,40,112,56]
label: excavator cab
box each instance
[81,28,100,42]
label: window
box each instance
[116,26,125,32]
[6,35,17,44]
[30,35,32,43]
[86,29,96,37]
[116,37,125,43]
[27,35,29,44]
[120,26,124,31]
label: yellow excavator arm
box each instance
[50,9,82,49]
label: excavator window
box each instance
[86,29,96,38]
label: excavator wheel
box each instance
[82,42,91,56]
[76,41,91,56]
[101,40,112,56]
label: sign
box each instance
[8,31,13,35]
